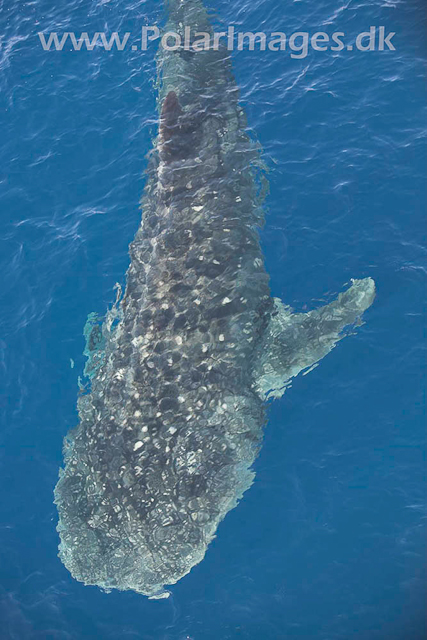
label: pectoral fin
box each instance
[253,277,376,400]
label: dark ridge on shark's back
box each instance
[54,0,375,598]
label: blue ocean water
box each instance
[0,0,425,638]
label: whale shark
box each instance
[54,0,375,598]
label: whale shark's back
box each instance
[54,13,275,594]
[54,0,376,597]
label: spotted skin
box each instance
[54,0,375,597]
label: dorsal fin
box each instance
[160,91,182,144]
[159,91,204,164]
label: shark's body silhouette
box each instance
[54,0,375,597]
